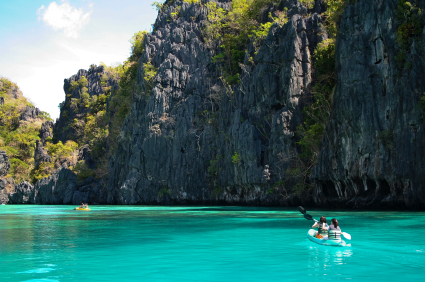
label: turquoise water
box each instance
[0,206,424,281]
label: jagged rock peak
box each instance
[19,105,40,121]
[55,64,118,143]
[63,65,105,96]
[40,121,54,145]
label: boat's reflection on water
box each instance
[307,245,353,270]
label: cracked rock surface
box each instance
[312,0,425,209]
[106,0,322,206]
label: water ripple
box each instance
[17,268,55,274]
[22,279,60,282]
[1,205,424,281]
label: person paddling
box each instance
[312,216,329,239]
[328,218,342,241]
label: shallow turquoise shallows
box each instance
[0,206,424,281]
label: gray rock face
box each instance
[34,140,51,169]
[40,121,54,145]
[32,168,78,204]
[0,151,11,177]
[106,0,323,205]
[5,169,105,205]
[9,181,33,204]
[72,177,107,205]
[312,0,425,209]
[0,178,14,204]
[78,145,96,169]
[19,105,40,121]
[34,121,54,169]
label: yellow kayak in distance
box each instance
[74,207,91,211]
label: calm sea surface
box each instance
[0,205,423,281]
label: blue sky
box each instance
[0,0,160,119]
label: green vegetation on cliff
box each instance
[33,140,79,182]
[395,0,425,70]
[323,0,351,37]
[204,0,287,84]
[201,0,350,86]
[0,77,52,182]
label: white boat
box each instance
[307,229,350,247]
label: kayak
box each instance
[307,229,349,247]
[74,207,91,211]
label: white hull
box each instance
[307,229,349,247]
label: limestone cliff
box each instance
[105,0,324,205]
[16,0,425,209]
[312,0,425,209]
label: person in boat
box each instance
[84,203,89,209]
[312,216,329,239]
[328,218,342,241]
[79,203,84,208]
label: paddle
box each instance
[297,206,351,240]
[342,231,351,240]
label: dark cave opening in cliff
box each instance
[321,181,338,198]
[378,179,391,197]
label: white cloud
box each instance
[37,2,91,38]
[37,5,45,19]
